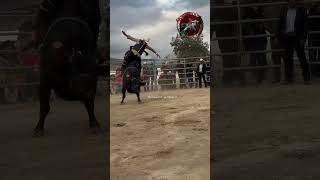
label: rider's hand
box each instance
[122,30,127,36]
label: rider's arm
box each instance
[33,0,63,30]
[145,45,160,58]
[122,31,140,43]
[32,0,63,43]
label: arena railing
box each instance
[211,0,320,80]
[110,56,211,92]
[0,18,109,87]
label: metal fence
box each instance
[110,56,210,94]
[211,0,320,85]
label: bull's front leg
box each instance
[136,92,141,103]
[121,87,126,104]
[84,99,102,135]
[33,81,51,137]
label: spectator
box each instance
[278,0,310,84]
[197,58,207,88]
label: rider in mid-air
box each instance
[121,30,160,85]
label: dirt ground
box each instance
[213,83,320,180]
[0,97,108,180]
[110,89,210,180]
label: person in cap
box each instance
[197,58,207,88]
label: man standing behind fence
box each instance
[197,58,207,88]
[278,0,310,84]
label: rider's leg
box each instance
[137,60,146,86]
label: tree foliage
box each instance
[170,34,209,58]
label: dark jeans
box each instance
[198,72,207,88]
[282,35,310,82]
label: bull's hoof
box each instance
[90,126,104,135]
[33,128,45,137]
[120,102,124,105]
[138,100,142,104]
[89,121,104,135]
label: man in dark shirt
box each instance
[197,58,207,88]
[278,0,310,84]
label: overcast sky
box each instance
[110,0,210,59]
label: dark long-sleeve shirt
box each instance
[278,6,308,40]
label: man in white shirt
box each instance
[285,7,296,34]
[278,0,310,84]
[197,58,207,88]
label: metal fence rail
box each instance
[212,0,320,9]
[212,0,320,84]
[110,57,211,93]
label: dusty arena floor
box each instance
[0,97,108,180]
[110,88,210,180]
[213,83,320,180]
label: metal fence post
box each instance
[183,58,187,89]
[153,59,157,91]
[237,0,244,84]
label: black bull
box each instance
[121,61,142,104]
[33,18,104,137]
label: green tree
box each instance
[170,34,209,58]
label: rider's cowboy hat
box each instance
[199,58,204,62]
